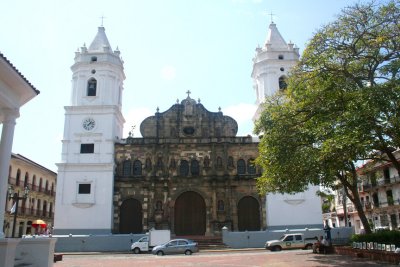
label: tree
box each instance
[255,0,400,234]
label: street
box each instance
[55,249,397,267]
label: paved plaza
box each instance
[54,249,397,267]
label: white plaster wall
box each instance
[266,185,322,228]
[54,167,114,231]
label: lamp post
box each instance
[8,185,29,238]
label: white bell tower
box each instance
[252,22,299,122]
[252,21,323,229]
[54,26,125,234]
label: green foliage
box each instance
[351,231,400,247]
[255,0,400,234]
[322,203,331,213]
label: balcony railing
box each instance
[360,175,400,191]
[7,178,56,196]
[15,207,54,218]
[361,199,400,211]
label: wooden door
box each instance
[174,191,206,235]
[237,196,260,231]
[119,198,143,234]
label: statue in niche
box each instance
[154,200,164,223]
[228,156,234,169]
[203,156,210,168]
[184,101,194,116]
[145,157,152,171]
[217,200,225,211]
[155,200,163,211]
[156,156,163,170]
[216,156,222,168]
[169,158,176,169]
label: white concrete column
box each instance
[16,238,57,267]
[0,238,20,267]
[0,109,18,238]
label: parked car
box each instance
[131,229,171,254]
[152,239,199,256]
[265,233,318,251]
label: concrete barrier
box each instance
[222,227,354,248]
[54,233,145,252]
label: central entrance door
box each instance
[174,191,206,235]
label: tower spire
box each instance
[88,26,112,52]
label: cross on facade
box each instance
[186,90,191,97]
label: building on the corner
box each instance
[324,150,400,233]
[4,153,57,237]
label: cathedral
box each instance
[54,22,322,236]
[114,92,263,235]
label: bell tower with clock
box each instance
[54,26,125,234]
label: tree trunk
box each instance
[339,169,372,234]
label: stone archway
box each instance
[174,191,206,235]
[119,198,143,234]
[237,196,260,231]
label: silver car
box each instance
[152,239,199,256]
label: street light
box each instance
[8,185,29,238]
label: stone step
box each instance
[174,235,229,250]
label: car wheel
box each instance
[273,246,282,252]
[157,250,164,256]
[133,247,140,254]
[185,250,192,255]
[305,244,313,250]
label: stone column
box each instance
[0,109,18,238]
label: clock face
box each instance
[82,118,96,131]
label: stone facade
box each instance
[113,95,265,236]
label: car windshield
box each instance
[279,235,286,241]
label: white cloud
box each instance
[123,107,154,137]
[222,103,257,136]
[160,65,176,80]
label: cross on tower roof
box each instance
[100,15,106,26]
[186,90,191,97]
[269,12,275,23]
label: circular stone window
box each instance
[183,126,195,135]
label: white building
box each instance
[251,22,323,229]
[54,27,125,234]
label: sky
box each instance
[0,0,367,171]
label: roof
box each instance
[139,94,238,138]
[11,153,57,175]
[0,52,40,95]
[264,23,289,50]
[88,26,112,52]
